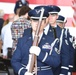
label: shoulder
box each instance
[23,28,32,36]
[17,34,31,44]
[0,19,4,22]
[49,25,52,29]
[24,19,31,23]
[47,25,52,32]
[56,25,61,30]
[24,27,32,33]
[1,25,9,36]
[20,18,31,25]
[12,19,20,26]
[2,24,8,31]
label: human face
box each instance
[48,13,58,25]
[31,19,47,33]
[57,22,65,29]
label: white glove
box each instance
[25,71,33,75]
[29,46,41,56]
[68,72,71,75]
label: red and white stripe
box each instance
[0,0,76,38]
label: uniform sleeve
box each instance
[14,1,19,14]
[60,38,70,75]
[11,38,27,75]
[23,28,32,37]
[11,22,18,40]
[2,28,13,56]
[37,39,60,68]
[11,23,15,40]
[67,31,75,72]
[1,27,7,56]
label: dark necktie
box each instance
[52,27,57,39]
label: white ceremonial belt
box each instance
[61,66,69,70]
[37,66,51,71]
[69,65,73,68]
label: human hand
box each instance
[25,71,33,75]
[29,46,41,56]
[3,55,8,59]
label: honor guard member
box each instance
[45,5,70,75]
[23,5,70,75]
[73,40,76,72]
[56,15,66,29]
[11,8,61,75]
[56,15,75,75]
[14,0,29,14]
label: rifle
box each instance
[28,8,45,74]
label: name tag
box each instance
[42,43,51,49]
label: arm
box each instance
[14,1,19,14]
[11,38,27,75]
[67,30,75,72]
[2,28,13,58]
[30,38,60,68]
[65,29,75,72]
[60,38,70,75]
